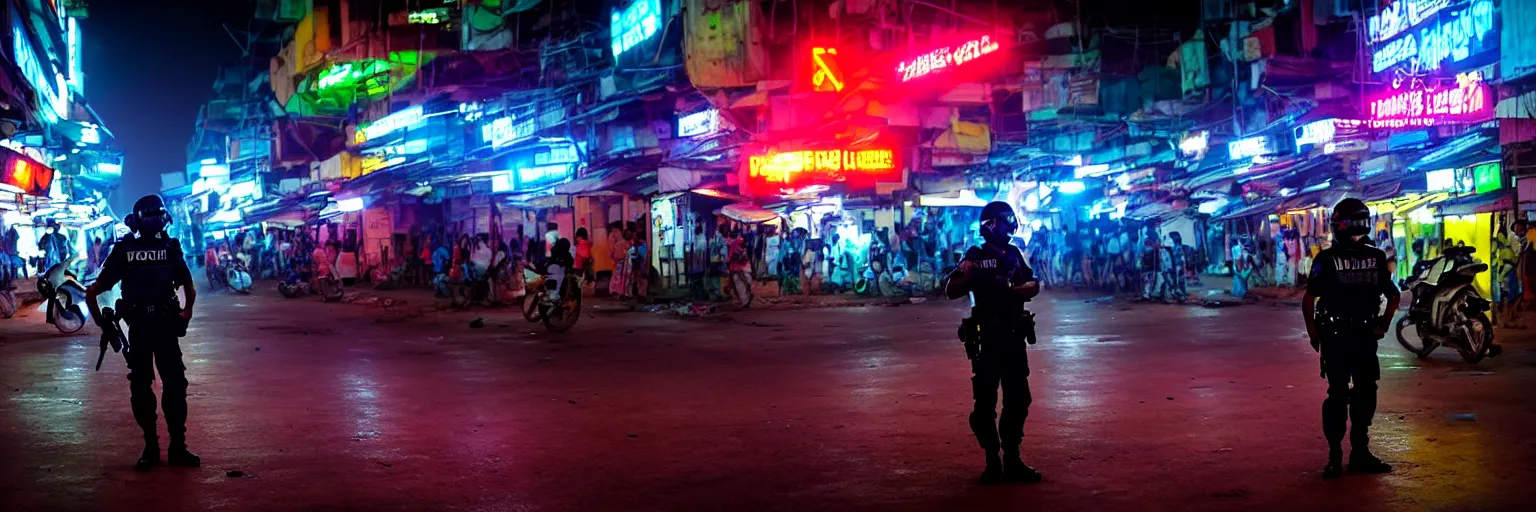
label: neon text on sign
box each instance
[897,35,1002,82]
[811,48,844,92]
[1294,119,1339,148]
[1368,0,1451,45]
[1371,0,1496,73]
[745,147,899,195]
[482,115,537,148]
[362,106,423,142]
[534,145,580,165]
[1366,71,1491,128]
[610,0,660,61]
[518,164,573,188]
[677,109,720,137]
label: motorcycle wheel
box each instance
[278,282,300,298]
[1456,313,1494,364]
[0,290,15,319]
[522,292,544,322]
[1394,315,1434,359]
[543,292,581,332]
[53,296,85,334]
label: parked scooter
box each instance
[223,254,253,294]
[1396,246,1502,363]
[37,262,88,333]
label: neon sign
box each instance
[610,0,660,61]
[1366,71,1491,128]
[360,106,423,143]
[743,147,901,196]
[1370,0,1496,74]
[1,150,55,197]
[811,48,844,92]
[896,35,1003,83]
[1368,0,1452,45]
[517,164,574,189]
[482,114,536,148]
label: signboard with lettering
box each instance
[896,34,1004,83]
[610,0,661,62]
[740,146,902,197]
[357,106,424,144]
[516,164,574,189]
[481,114,537,148]
[1365,71,1493,128]
[10,9,68,122]
[1366,0,1500,131]
[676,109,720,138]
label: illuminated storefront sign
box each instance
[12,20,68,121]
[677,109,720,137]
[1179,131,1209,156]
[1,151,55,196]
[1227,136,1272,160]
[407,8,448,24]
[1426,168,1474,193]
[1294,119,1339,148]
[517,164,574,189]
[534,145,580,166]
[896,35,1003,83]
[743,147,901,196]
[481,114,536,148]
[610,0,660,61]
[811,47,844,92]
[359,106,424,143]
[1370,0,1496,74]
[1366,71,1492,128]
[1368,0,1453,45]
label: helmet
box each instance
[126,194,171,236]
[979,201,1018,245]
[1331,198,1370,241]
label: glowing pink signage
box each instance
[896,35,1003,83]
[1366,71,1493,129]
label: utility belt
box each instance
[958,310,1036,360]
[1315,310,1385,339]
[116,298,188,337]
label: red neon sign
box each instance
[1366,72,1493,129]
[811,47,845,92]
[742,147,901,196]
[896,35,1003,83]
[0,149,54,196]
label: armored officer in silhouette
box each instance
[87,195,200,470]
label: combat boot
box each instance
[1321,446,1343,479]
[978,452,1003,485]
[1002,453,1043,483]
[135,440,160,471]
[1348,449,1391,474]
[167,443,201,467]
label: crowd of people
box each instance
[1022,220,1201,302]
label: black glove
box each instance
[95,307,117,329]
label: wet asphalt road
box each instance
[1,286,1534,511]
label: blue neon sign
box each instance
[610,0,661,61]
[1371,0,1496,74]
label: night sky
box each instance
[81,0,248,212]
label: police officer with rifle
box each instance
[86,195,200,470]
[944,201,1042,484]
[1302,198,1398,478]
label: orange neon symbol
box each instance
[811,47,844,92]
[10,159,33,192]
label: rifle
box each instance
[95,307,127,372]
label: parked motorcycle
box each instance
[854,259,890,296]
[223,254,253,294]
[314,272,344,302]
[38,262,87,333]
[1396,246,1502,363]
[521,266,581,332]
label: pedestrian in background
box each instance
[628,223,649,299]
[574,227,594,288]
[609,223,631,297]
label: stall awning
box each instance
[1409,129,1499,172]
[719,203,780,224]
[1435,191,1514,217]
[1215,198,1284,221]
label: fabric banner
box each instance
[684,0,767,88]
